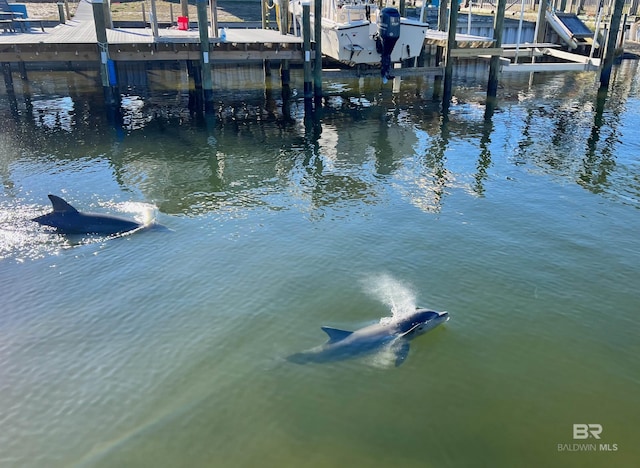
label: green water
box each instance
[0,63,639,468]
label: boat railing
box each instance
[329,1,379,24]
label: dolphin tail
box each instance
[48,194,79,214]
[286,352,310,365]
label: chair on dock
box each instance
[0,0,46,33]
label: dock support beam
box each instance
[196,0,214,113]
[599,0,625,88]
[486,0,506,117]
[92,0,119,107]
[313,0,322,100]
[442,0,458,113]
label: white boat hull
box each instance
[291,2,429,66]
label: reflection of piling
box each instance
[486,0,506,116]
[600,0,625,88]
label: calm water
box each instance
[1,62,639,468]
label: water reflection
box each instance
[509,61,639,206]
[1,63,639,222]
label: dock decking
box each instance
[0,0,303,62]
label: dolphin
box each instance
[32,194,144,235]
[287,308,449,366]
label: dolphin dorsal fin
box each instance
[321,326,353,343]
[48,194,79,214]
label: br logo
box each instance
[573,424,603,439]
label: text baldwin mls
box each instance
[557,424,619,452]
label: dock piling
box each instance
[313,0,322,99]
[91,0,118,106]
[57,3,65,24]
[600,0,625,88]
[150,0,159,38]
[180,0,188,19]
[302,2,312,100]
[486,0,506,115]
[442,0,459,112]
[2,62,13,94]
[196,0,214,113]
[279,0,290,89]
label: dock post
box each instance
[181,0,188,18]
[599,0,625,88]
[279,0,290,89]
[262,0,268,29]
[302,2,312,100]
[92,0,119,107]
[103,0,113,28]
[534,0,547,45]
[187,60,203,113]
[18,61,27,81]
[196,0,214,113]
[57,3,65,23]
[313,0,322,99]
[433,0,449,100]
[64,0,70,20]
[210,0,218,38]
[150,0,159,38]
[2,63,14,95]
[442,0,459,113]
[486,0,506,117]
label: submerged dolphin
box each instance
[32,194,144,235]
[288,308,449,366]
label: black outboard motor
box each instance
[378,7,400,82]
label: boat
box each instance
[289,0,430,80]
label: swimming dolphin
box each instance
[288,308,449,366]
[32,194,144,235]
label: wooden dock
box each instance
[0,0,303,63]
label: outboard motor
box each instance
[378,7,400,82]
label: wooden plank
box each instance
[542,47,592,64]
[502,62,590,72]
[451,47,503,58]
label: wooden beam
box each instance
[451,47,503,58]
